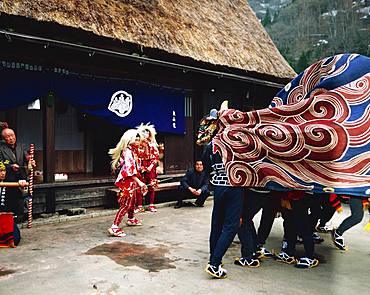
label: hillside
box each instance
[248,0,369,72]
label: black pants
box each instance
[177,190,210,207]
[308,194,336,230]
[307,195,322,231]
[337,198,364,235]
[257,197,280,245]
[318,195,337,227]
[238,190,279,258]
[282,196,314,258]
[3,188,25,223]
[210,186,244,266]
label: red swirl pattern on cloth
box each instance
[213,73,370,189]
[271,54,355,107]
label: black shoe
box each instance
[234,257,260,268]
[174,203,182,209]
[205,264,227,279]
[255,247,274,259]
[295,257,319,269]
[275,252,297,265]
[331,229,348,250]
[180,201,196,207]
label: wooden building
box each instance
[0,0,296,214]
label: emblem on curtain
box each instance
[108,90,133,117]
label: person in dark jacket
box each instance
[175,160,210,208]
[0,128,31,182]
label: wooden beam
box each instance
[192,89,204,160]
[42,93,55,182]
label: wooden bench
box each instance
[155,181,180,191]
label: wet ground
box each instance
[0,201,369,295]
[85,242,175,272]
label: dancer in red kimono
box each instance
[107,129,148,237]
[136,123,159,213]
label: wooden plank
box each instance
[55,150,85,173]
[155,182,180,191]
[55,197,106,211]
[55,186,108,211]
[55,186,108,202]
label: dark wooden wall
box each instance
[164,117,194,173]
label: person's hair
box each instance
[137,122,158,146]
[195,159,203,165]
[0,122,9,132]
[108,129,140,170]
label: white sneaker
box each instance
[126,218,143,226]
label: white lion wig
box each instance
[136,122,158,146]
[109,129,140,170]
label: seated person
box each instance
[175,160,210,208]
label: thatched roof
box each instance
[1,0,296,80]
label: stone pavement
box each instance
[0,200,369,295]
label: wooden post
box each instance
[192,89,204,160]
[42,93,56,213]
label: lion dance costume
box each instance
[198,53,370,277]
[212,53,370,197]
